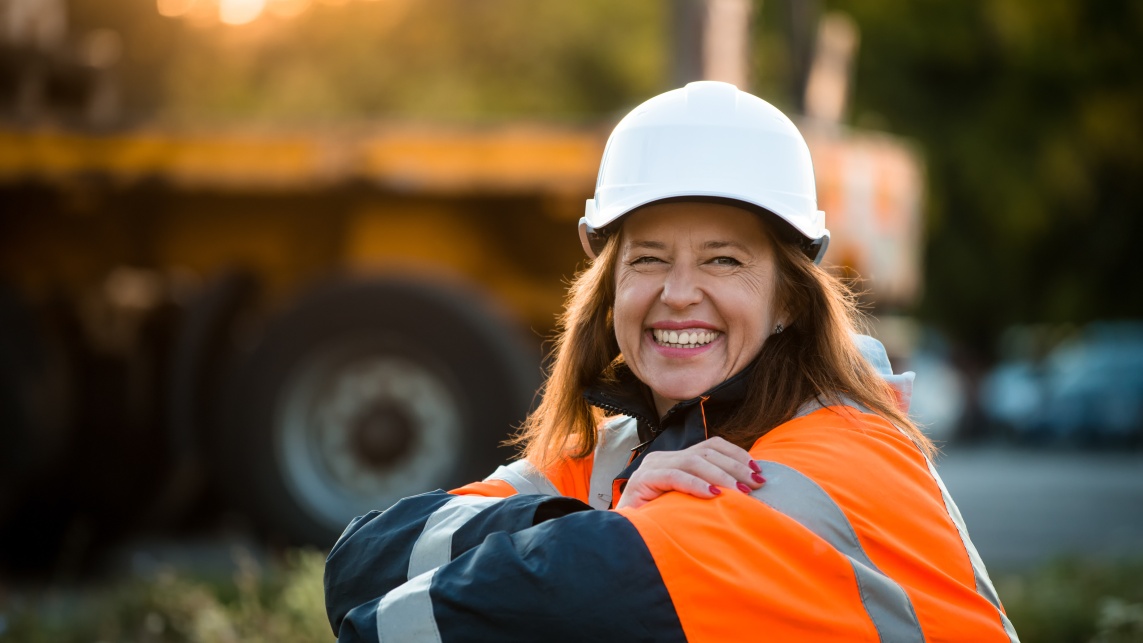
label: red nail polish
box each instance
[736,482,751,494]
[748,460,761,473]
[752,473,765,484]
[709,484,721,495]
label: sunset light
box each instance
[156,0,197,18]
[266,0,311,18]
[159,0,375,25]
[219,0,266,25]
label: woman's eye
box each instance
[630,256,665,265]
[710,256,742,266]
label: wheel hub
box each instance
[350,402,416,468]
[278,348,464,531]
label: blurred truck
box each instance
[0,1,924,559]
[0,120,923,553]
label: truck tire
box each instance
[156,269,259,526]
[0,286,72,525]
[215,277,540,546]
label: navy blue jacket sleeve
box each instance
[325,490,596,635]
[324,493,685,642]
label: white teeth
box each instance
[651,328,720,348]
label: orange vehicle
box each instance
[0,119,922,552]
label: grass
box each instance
[1,550,1141,642]
[996,557,1143,643]
[0,548,333,643]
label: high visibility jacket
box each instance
[324,336,1019,642]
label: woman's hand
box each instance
[614,437,766,510]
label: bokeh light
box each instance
[266,0,311,19]
[220,0,266,25]
[156,0,198,18]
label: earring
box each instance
[774,323,784,334]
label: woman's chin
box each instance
[648,378,718,407]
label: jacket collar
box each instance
[582,359,757,479]
[580,334,906,486]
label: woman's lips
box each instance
[651,320,719,331]
[651,328,721,348]
[645,329,721,357]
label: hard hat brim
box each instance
[580,194,829,264]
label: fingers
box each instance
[658,468,729,499]
[686,448,754,490]
[687,438,766,491]
[616,437,768,510]
[646,441,764,492]
[615,467,722,510]
[701,436,759,469]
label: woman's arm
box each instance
[324,489,592,635]
[325,504,686,643]
[322,491,685,639]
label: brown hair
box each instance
[511,212,934,467]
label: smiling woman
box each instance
[323,82,1020,642]
[614,202,783,416]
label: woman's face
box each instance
[613,201,785,417]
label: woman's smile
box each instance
[649,321,722,350]
[647,329,723,361]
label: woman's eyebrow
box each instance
[628,240,668,250]
[701,240,750,252]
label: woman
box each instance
[324,81,1019,642]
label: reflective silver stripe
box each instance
[794,395,869,419]
[408,495,500,579]
[750,461,925,642]
[376,568,441,643]
[587,416,640,509]
[485,460,560,496]
[924,458,1020,642]
[793,398,826,419]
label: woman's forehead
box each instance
[621,201,771,246]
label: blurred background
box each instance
[1,0,1141,640]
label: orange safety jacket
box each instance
[324,336,1019,642]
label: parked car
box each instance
[979,322,1143,445]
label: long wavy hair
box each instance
[511,209,934,467]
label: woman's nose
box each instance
[660,265,703,309]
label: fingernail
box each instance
[709,484,722,495]
[751,473,765,484]
[748,460,760,473]
[736,482,751,494]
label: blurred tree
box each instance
[66,0,183,118]
[832,0,1143,354]
[68,0,666,125]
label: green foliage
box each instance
[71,0,667,125]
[997,557,1143,643]
[0,548,332,643]
[832,0,1143,351]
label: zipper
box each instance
[586,398,657,432]
[584,396,659,456]
[585,386,708,457]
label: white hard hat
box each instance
[579,80,829,264]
